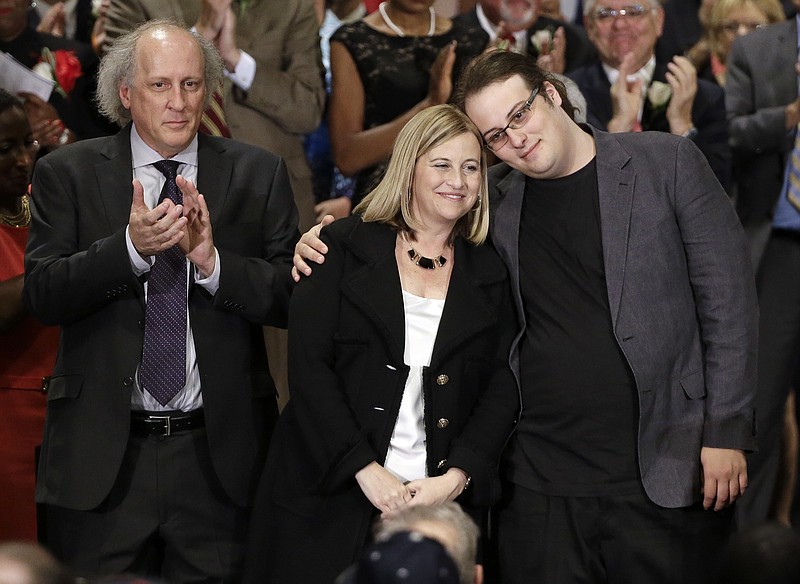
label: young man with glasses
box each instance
[293,49,758,584]
[568,0,732,191]
[458,48,756,584]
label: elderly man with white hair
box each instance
[568,0,732,190]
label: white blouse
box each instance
[384,290,445,482]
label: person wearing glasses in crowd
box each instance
[687,0,784,87]
[295,50,758,584]
[0,89,60,542]
[568,0,732,191]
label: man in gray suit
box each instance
[726,9,800,528]
[295,49,758,584]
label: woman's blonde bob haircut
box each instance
[354,104,490,245]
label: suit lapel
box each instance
[95,126,135,233]
[490,168,526,323]
[196,135,233,228]
[593,130,635,326]
[340,223,407,365]
[431,239,502,366]
[94,126,145,304]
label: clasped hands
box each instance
[355,461,469,517]
[129,176,216,278]
[195,0,240,72]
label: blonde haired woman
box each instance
[687,0,784,86]
[243,104,518,584]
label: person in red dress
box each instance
[0,88,59,541]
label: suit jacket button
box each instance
[437,459,447,469]
[437,418,449,429]
[436,374,449,385]
[123,376,134,387]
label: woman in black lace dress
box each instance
[320,0,485,218]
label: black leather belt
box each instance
[130,409,205,437]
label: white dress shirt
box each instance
[124,124,221,412]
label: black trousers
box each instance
[489,481,734,584]
[736,231,800,528]
[44,427,249,584]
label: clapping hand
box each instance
[536,26,566,74]
[176,175,216,278]
[128,179,187,257]
[665,55,697,137]
[607,52,644,133]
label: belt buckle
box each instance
[147,415,172,436]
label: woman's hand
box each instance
[427,41,457,106]
[37,2,66,37]
[20,93,73,149]
[355,462,413,514]
[405,468,469,507]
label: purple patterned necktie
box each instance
[139,160,187,406]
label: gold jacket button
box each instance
[437,418,449,429]
[436,374,449,385]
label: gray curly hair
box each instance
[95,19,224,126]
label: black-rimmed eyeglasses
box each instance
[483,87,539,152]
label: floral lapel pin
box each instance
[646,80,671,113]
[33,47,83,98]
[531,27,555,55]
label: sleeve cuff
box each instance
[225,50,256,92]
[194,247,221,295]
[126,225,154,275]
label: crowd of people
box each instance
[2,0,800,583]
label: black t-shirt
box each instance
[505,158,641,497]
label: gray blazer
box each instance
[726,18,798,267]
[488,127,758,508]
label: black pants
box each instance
[736,231,800,528]
[489,481,734,584]
[44,427,249,584]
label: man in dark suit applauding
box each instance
[23,20,298,583]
